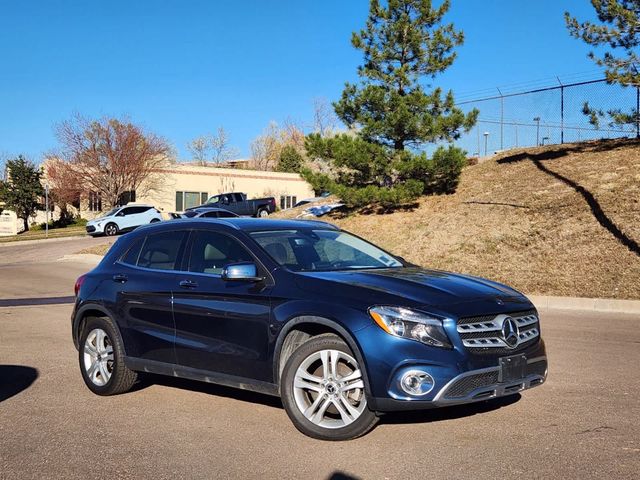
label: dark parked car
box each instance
[188,192,276,217]
[72,218,547,440]
[170,207,240,219]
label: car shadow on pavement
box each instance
[133,373,283,409]
[379,394,521,425]
[0,365,38,403]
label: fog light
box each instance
[400,370,434,396]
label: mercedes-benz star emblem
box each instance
[501,317,520,348]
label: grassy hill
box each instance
[277,139,640,300]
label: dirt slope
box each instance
[277,139,640,299]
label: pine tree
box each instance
[0,156,44,232]
[303,0,475,208]
[334,0,478,150]
[566,1,639,86]
[276,145,304,173]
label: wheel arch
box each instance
[273,316,372,397]
[73,303,126,355]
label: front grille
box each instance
[86,226,96,233]
[457,309,540,355]
[445,371,500,398]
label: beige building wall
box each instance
[137,164,315,214]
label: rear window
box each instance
[136,231,187,271]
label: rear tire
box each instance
[104,222,119,236]
[257,209,269,218]
[280,334,378,440]
[78,316,137,396]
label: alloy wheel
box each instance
[105,224,117,236]
[292,349,367,429]
[83,328,114,386]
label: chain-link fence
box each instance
[453,79,640,157]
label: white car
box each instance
[85,204,162,237]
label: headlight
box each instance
[369,306,452,348]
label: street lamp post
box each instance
[533,117,541,146]
[483,132,489,156]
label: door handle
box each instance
[179,279,198,289]
[112,274,128,283]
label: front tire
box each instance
[104,222,119,236]
[280,334,378,440]
[79,316,137,396]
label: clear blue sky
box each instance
[0,0,602,161]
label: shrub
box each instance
[424,145,467,194]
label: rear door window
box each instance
[120,238,145,265]
[137,231,188,271]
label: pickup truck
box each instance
[188,192,276,217]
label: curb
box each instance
[528,295,640,315]
[0,235,91,247]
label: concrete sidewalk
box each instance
[529,295,640,315]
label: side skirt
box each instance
[124,357,279,397]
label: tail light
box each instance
[74,274,88,296]
[270,198,276,206]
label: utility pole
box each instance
[497,87,504,150]
[483,132,489,156]
[636,86,639,139]
[533,117,541,146]
[45,184,49,238]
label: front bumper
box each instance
[86,224,102,234]
[368,354,547,412]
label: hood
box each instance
[296,267,528,311]
[87,217,107,225]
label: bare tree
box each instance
[44,157,83,224]
[249,121,307,171]
[187,136,210,166]
[250,122,283,171]
[312,98,338,137]
[187,127,239,166]
[210,127,239,164]
[54,114,174,209]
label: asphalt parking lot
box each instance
[1,239,639,479]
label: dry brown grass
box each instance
[78,242,113,256]
[274,138,640,299]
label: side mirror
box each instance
[221,262,263,282]
[117,211,125,217]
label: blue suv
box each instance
[71,218,547,440]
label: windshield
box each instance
[104,208,120,217]
[250,229,403,272]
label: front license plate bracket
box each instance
[499,354,527,383]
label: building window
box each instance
[88,191,102,212]
[176,191,208,211]
[280,195,297,210]
[117,190,136,206]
